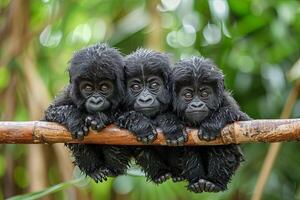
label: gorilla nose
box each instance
[90,96,103,105]
[190,101,205,109]
[137,96,154,106]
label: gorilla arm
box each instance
[116,111,157,144]
[155,113,187,146]
[44,86,89,140]
[198,92,251,141]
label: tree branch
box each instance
[0,119,300,145]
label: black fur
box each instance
[172,56,250,192]
[43,43,131,182]
[116,49,187,184]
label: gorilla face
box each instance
[124,48,172,117]
[127,75,164,117]
[79,79,114,113]
[178,84,216,123]
[68,43,125,113]
[173,56,224,125]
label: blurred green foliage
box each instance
[1,0,300,200]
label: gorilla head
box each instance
[172,56,224,125]
[68,43,125,113]
[123,48,172,117]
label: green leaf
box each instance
[7,177,85,200]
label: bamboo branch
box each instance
[251,79,300,200]
[0,119,300,145]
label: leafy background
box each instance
[1,0,300,200]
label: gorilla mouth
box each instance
[139,107,155,111]
[185,111,208,123]
[188,110,207,113]
[186,111,208,115]
[137,107,159,116]
[86,103,106,113]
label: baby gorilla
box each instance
[172,57,250,192]
[117,49,187,184]
[44,43,130,182]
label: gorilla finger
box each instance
[208,183,216,192]
[152,129,158,136]
[96,124,104,131]
[199,179,205,191]
[100,173,107,181]
[197,130,203,140]
[94,174,100,181]
[173,177,181,182]
[97,174,104,182]
[183,132,188,141]
[202,133,210,141]
[189,184,196,192]
[148,134,155,142]
[167,140,174,146]
[194,183,201,193]
[102,169,109,175]
[90,120,98,130]
[166,139,171,145]
[77,131,84,141]
[142,137,149,144]
[209,185,216,192]
[103,176,107,181]
[205,182,212,192]
[177,136,185,143]
[83,126,89,135]
[95,124,101,131]
[171,140,178,146]
[85,116,93,125]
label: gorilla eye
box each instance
[84,85,93,92]
[184,92,193,100]
[131,84,141,91]
[150,82,159,90]
[100,84,109,92]
[201,91,209,97]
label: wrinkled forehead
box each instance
[173,66,220,90]
[125,65,166,81]
[71,66,116,83]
